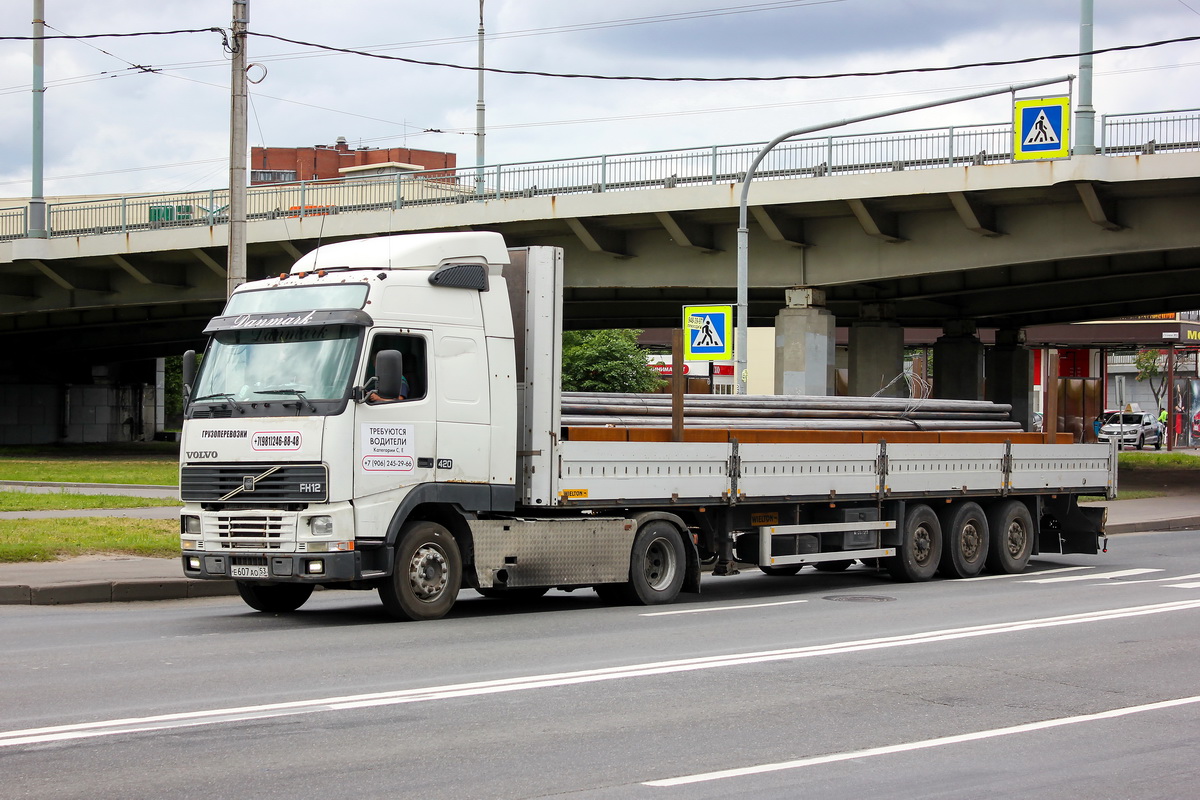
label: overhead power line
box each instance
[245,31,1200,82]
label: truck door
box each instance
[354,330,436,536]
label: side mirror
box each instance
[182,350,197,401]
[375,350,404,400]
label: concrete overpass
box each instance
[1,113,1198,442]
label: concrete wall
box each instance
[0,384,60,445]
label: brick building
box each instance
[250,138,456,184]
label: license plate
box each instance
[231,565,269,579]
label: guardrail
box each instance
[2,109,1195,241]
[0,206,27,242]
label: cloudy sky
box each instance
[0,0,1197,199]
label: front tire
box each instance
[885,504,942,582]
[379,521,462,620]
[236,581,313,613]
[938,501,989,578]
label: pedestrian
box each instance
[1093,414,1103,440]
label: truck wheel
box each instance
[476,586,549,600]
[885,504,941,582]
[379,521,462,621]
[760,564,803,576]
[984,500,1034,574]
[937,501,990,579]
[235,581,313,613]
[598,521,687,605]
[814,560,854,572]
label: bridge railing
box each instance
[1100,108,1200,155]
[0,206,27,242]
[12,109,1199,241]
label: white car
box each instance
[1097,411,1164,450]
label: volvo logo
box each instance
[243,476,256,492]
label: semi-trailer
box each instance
[178,232,1112,620]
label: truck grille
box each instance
[181,463,328,503]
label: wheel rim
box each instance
[408,543,449,602]
[1004,520,1028,559]
[642,536,678,591]
[960,522,982,561]
[913,524,934,565]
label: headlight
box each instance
[309,515,334,536]
[181,515,201,535]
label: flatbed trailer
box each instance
[177,232,1112,619]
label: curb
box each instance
[1104,516,1200,535]
[0,579,238,606]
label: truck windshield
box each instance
[193,324,361,403]
[224,284,368,315]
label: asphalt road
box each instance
[3,531,1200,799]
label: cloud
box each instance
[0,0,1195,198]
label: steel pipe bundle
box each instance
[562,392,1024,432]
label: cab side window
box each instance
[365,333,427,401]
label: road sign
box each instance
[683,305,732,361]
[1014,96,1071,161]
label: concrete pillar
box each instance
[933,320,984,400]
[848,304,905,397]
[985,328,1034,430]
[774,287,835,396]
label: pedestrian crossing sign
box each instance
[683,305,732,361]
[1014,96,1070,161]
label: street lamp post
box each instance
[734,75,1075,395]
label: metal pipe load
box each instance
[561,392,1024,432]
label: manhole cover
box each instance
[823,595,896,603]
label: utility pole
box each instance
[29,0,47,238]
[1076,0,1096,154]
[227,0,249,297]
[475,0,486,195]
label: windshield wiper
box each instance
[254,388,318,412]
[192,393,245,413]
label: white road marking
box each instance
[1099,572,1200,586]
[644,694,1200,787]
[1022,568,1161,584]
[1167,582,1200,589]
[961,566,1093,582]
[641,599,808,616]
[4,599,1200,749]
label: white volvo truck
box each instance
[179,232,1113,620]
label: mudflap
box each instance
[1040,495,1107,555]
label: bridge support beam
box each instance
[985,328,1035,431]
[848,304,905,397]
[774,288,835,396]
[933,320,984,401]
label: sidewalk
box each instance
[1,482,1198,607]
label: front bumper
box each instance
[182,551,361,582]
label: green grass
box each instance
[0,443,179,486]
[1079,489,1165,502]
[0,518,178,563]
[0,491,181,512]
[1117,452,1200,470]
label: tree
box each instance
[1133,349,1166,408]
[561,329,665,394]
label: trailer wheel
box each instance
[885,504,942,582]
[379,521,462,621]
[235,581,313,613]
[760,564,803,576]
[814,560,854,572]
[984,500,1034,574]
[937,501,990,578]
[598,521,686,605]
